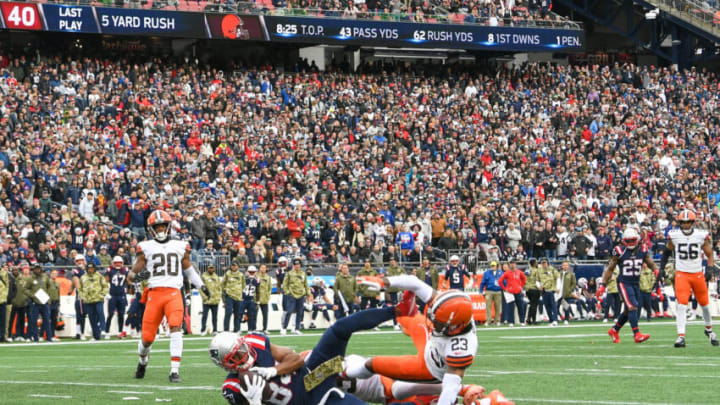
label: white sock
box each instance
[701,305,713,328]
[138,340,151,365]
[343,354,372,379]
[676,304,687,335]
[391,381,442,400]
[387,275,434,303]
[170,331,183,374]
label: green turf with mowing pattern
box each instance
[0,320,717,404]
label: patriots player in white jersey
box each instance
[128,210,211,382]
[659,209,719,348]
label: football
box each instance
[226,371,273,405]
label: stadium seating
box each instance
[0,46,718,277]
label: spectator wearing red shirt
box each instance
[499,262,527,326]
[286,212,305,241]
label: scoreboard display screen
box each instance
[263,16,584,51]
[0,1,584,52]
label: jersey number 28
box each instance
[266,375,292,405]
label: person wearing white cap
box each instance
[444,255,471,292]
[72,254,88,340]
[105,256,129,339]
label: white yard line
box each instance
[107,391,154,395]
[0,380,216,391]
[470,370,718,379]
[0,330,402,348]
[620,366,657,369]
[500,333,607,339]
[29,394,72,399]
[512,397,709,405]
[474,353,705,360]
[673,362,720,367]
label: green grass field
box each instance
[0,320,718,405]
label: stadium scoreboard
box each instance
[266,16,583,51]
[0,1,584,52]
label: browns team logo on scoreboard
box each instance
[205,14,266,41]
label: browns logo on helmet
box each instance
[147,210,172,243]
[428,290,473,336]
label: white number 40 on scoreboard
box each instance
[0,2,42,30]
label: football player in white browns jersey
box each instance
[347,275,486,405]
[128,210,211,383]
[659,209,719,348]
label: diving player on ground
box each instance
[346,274,479,405]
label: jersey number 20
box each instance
[151,253,181,277]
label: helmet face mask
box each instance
[679,220,694,235]
[209,333,257,372]
[622,228,640,249]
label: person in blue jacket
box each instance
[480,261,504,325]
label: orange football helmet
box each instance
[147,210,172,242]
[677,209,696,222]
[677,209,696,235]
[428,290,473,336]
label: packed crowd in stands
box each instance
[0,47,718,277]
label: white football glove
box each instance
[250,366,278,380]
[239,374,266,405]
[105,294,112,301]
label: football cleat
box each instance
[704,330,719,346]
[674,336,686,348]
[634,332,650,343]
[484,389,515,405]
[396,291,418,317]
[608,328,620,344]
[168,372,181,383]
[356,276,386,291]
[135,362,147,379]
[460,384,485,402]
